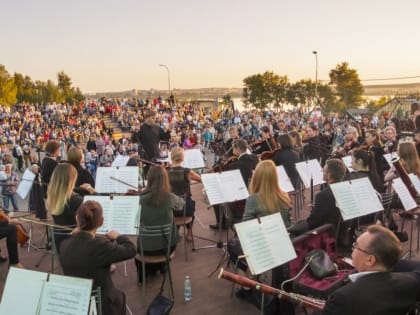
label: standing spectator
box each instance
[12,143,24,172]
[1,164,19,212]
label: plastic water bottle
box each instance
[184,275,192,302]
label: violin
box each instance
[0,210,30,245]
[210,155,238,173]
[260,147,281,160]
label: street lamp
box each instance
[159,64,171,97]
[312,51,318,97]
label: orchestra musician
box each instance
[229,160,291,301]
[313,225,420,315]
[0,216,24,268]
[289,159,353,253]
[46,163,95,252]
[385,141,420,182]
[67,147,95,196]
[209,139,258,229]
[137,166,184,282]
[303,125,326,164]
[224,126,240,157]
[363,129,386,190]
[251,126,277,155]
[168,147,201,241]
[40,140,60,197]
[272,134,300,190]
[330,126,360,158]
[383,126,398,154]
[59,200,136,315]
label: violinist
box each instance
[224,126,240,157]
[168,147,201,241]
[209,139,258,229]
[330,126,360,158]
[383,126,398,154]
[272,134,300,190]
[251,126,277,155]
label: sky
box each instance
[2,0,420,93]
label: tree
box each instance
[57,71,73,103]
[270,75,289,110]
[329,62,364,110]
[0,65,17,105]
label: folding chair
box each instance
[89,286,102,315]
[174,194,195,261]
[135,222,175,289]
[49,225,73,273]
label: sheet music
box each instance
[235,213,296,275]
[341,155,354,173]
[408,173,420,195]
[392,178,417,211]
[111,155,130,167]
[182,149,205,169]
[276,166,294,192]
[39,274,92,315]
[330,177,383,221]
[295,159,325,188]
[0,268,47,315]
[83,195,140,235]
[201,170,249,205]
[95,166,139,193]
[16,168,37,199]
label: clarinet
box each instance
[218,269,325,311]
[391,156,418,199]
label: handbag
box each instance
[304,249,336,279]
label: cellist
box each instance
[0,213,24,268]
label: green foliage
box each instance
[242,71,289,110]
[0,65,17,105]
[329,62,364,109]
[0,65,84,105]
[366,96,390,112]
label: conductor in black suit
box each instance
[138,109,160,175]
[315,224,420,315]
[60,200,136,315]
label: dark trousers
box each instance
[0,224,19,264]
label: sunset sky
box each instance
[2,0,420,93]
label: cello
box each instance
[0,210,30,245]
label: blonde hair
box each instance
[398,142,420,176]
[171,146,184,164]
[249,160,291,213]
[46,163,77,216]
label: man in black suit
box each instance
[209,139,258,229]
[289,159,352,253]
[316,224,420,315]
[138,109,160,175]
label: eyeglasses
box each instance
[352,242,373,256]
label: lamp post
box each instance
[312,51,318,97]
[159,64,171,97]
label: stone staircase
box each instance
[102,114,129,141]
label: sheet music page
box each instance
[276,166,294,192]
[235,213,296,275]
[111,155,130,167]
[408,173,420,195]
[331,178,383,221]
[295,159,325,188]
[16,169,37,199]
[219,169,249,202]
[182,149,205,169]
[95,167,117,193]
[39,274,92,315]
[341,155,354,172]
[0,268,48,315]
[201,173,226,205]
[84,196,140,234]
[392,178,417,211]
[114,166,139,193]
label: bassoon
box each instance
[218,269,325,311]
[391,156,418,200]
